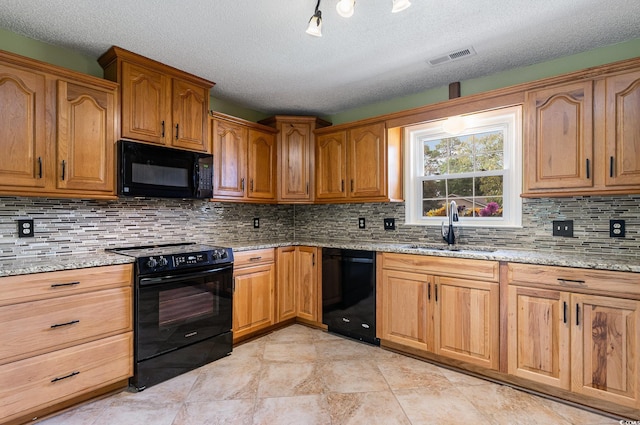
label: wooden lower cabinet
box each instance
[378,253,499,370]
[295,246,320,323]
[275,246,321,324]
[0,264,133,425]
[436,277,499,369]
[508,286,571,389]
[276,247,297,322]
[232,249,276,342]
[571,294,640,408]
[379,269,434,352]
[508,263,640,413]
[0,333,132,424]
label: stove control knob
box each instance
[146,257,158,269]
[158,256,168,267]
[214,249,227,260]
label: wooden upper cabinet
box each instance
[0,50,118,199]
[349,122,386,199]
[0,62,46,189]
[210,112,277,203]
[316,130,348,200]
[523,66,640,197]
[56,80,115,193]
[247,129,276,200]
[524,81,594,192]
[120,61,170,145]
[99,46,214,153]
[171,77,209,152]
[604,70,640,187]
[212,117,246,198]
[315,121,389,202]
[258,116,332,203]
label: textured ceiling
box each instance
[1,0,639,116]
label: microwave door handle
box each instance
[193,161,199,197]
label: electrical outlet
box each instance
[552,220,573,237]
[358,217,366,229]
[253,218,260,229]
[610,219,625,237]
[18,219,34,238]
[383,218,396,230]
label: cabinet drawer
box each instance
[0,287,132,364]
[0,264,133,306]
[234,248,275,267]
[0,332,132,423]
[507,263,640,298]
[382,253,499,282]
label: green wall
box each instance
[0,27,264,121]
[2,26,639,125]
[329,37,640,124]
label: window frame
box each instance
[404,105,523,228]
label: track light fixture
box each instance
[307,0,411,37]
[306,0,323,37]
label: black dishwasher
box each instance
[322,248,379,345]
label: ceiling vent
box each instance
[427,46,476,67]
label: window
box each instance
[404,106,522,227]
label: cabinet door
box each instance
[171,77,209,152]
[212,118,247,198]
[232,264,275,341]
[247,129,276,200]
[316,131,348,200]
[571,294,640,408]
[604,70,640,187]
[120,61,171,145]
[0,63,46,189]
[524,81,594,191]
[379,269,433,352]
[435,277,499,370]
[279,122,312,201]
[276,247,296,322]
[296,246,319,322]
[507,286,570,389]
[56,80,116,193]
[348,122,386,199]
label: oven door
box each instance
[136,264,233,361]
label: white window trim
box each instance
[404,105,523,228]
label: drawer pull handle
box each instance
[51,320,80,329]
[557,278,586,286]
[249,256,262,261]
[50,281,80,288]
[51,371,80,383]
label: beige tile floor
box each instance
[38,325,619,425]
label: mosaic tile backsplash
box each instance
[0,195,638,258]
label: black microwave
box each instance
[118,140,213,199]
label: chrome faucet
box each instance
[442,200,459,246]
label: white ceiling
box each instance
[1,0,639,116]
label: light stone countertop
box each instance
[1,240,638,278]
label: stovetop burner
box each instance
[108,242,233,275]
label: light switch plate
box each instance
[384,218,396,230]
[552,220,573,237]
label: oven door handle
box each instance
[139,265,233,286]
